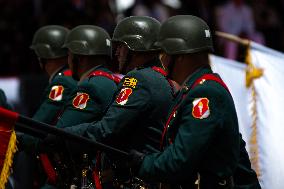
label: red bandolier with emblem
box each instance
[40,70,122,186]
[160,73,230,149]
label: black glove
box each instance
[39,134,65,153]
[128,150,145,173]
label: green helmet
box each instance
[30,25,69,59]
[155,15,213,55]
[63,25,111,57]
[112,16,161,51]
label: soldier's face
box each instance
[115,44,129,73]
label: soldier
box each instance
[13,25,77,189]
[55,25,119,128]
[57,16,175,188]
[129,15,260,189]
[40,25,120,188]
[30,25,77,124]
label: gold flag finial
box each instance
[245,42,264,88]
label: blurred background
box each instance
[0,0,283,116]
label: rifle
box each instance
[0,107,149,189]
[0,107,129,156]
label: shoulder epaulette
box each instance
[88,70,121,84]
[191,73,230,94]
[63,69,72,76]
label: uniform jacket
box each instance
[137,65,240,187]
[33,66,76,124]
[65,59,175,155]
[55,65,118,128]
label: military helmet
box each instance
[155,15,213,55]
[30,25,69,59]
[112,16,161,51]
[63,25,111,57]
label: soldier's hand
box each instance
[128,150,145,173]
[39,134,64,153]
[16,132,39,153]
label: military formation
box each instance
[0,15,261,189]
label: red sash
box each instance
[88,70,121,189]
[39,153,57,184]
[88,70,121,84]
[160,73,231,149]
[151,66,168,77]
[42,70,121,186]
[63,69,72,76]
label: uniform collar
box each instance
[79,64,106,83]
[180,65,213,94]
[49,65,67,83]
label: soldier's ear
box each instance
[160,53,172,69]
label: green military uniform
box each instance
[65,59,174,186]
[40,25,119,189]
[20,25,76,189]
[53,25,119,129]
[137,65,240,188]
[0,89,12,109]
[56,65,117,128]
[135,15,260,189]
[33,66,76,124]
[60,17,175,188]
[30,25,77,124]
[39,65,117,189]
[66,59,173,151]
[21,68,75,189]
[20,25,76,147]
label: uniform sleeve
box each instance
[233,134,260,187]
[137,85,226,182]
[64,72,152,144]
[33,76,76,124]
[56,76,117,128]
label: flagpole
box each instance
[215,31,250,46]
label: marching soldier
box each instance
[58,16,175,188]
[55,25,119,128]
[30,25,77,124]
[129,15,260,189]
[13,25,77,189]
[40,25,120,189]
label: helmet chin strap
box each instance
[71,54,80,81]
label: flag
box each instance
[210,41,284,189]
[0,108,18,189]
[210,55,252,142]
[248,42,284,189]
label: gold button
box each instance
[199,79,206,84]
